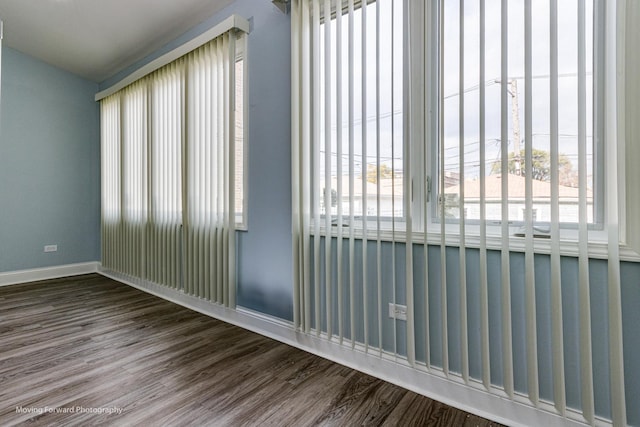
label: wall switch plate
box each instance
[388,303,407,321]
[44,245,58,253]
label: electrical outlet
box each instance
[44,245,58,253]
[388,303,407,321]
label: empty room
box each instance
[0,0,639,425]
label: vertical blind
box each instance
[101,29,244,308]
[291,0,627,425]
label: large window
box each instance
[102,39,247,230]
[303,0,610,238]
[100,24,247,303]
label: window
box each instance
[431,0,602,229]
[314,0,405,223]
[294,0,634,253]
[102,38,247,229]
[100,22,248,300]
[303,0,604,232]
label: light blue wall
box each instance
[0,47,100,272]
[621,261,640,426]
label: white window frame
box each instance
[424,0,606,234]
[235,34,249,231]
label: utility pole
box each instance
[509,79,522,176]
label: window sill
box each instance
[314,224,640,262]
[235,223,248,232]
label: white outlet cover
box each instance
[44,245,58,253]
[388,303,408,321]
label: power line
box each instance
[443,72,593,100]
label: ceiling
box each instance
[0,0,235,83]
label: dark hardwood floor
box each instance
[0,274,501,426]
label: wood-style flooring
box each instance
[0,274,501,426]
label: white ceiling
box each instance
[0,0,235,83]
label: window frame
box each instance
[235,33,249,231]
[307,0,410,231]
[423,0,604,230]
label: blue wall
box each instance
[0,47,100,272]
[4,0,636,423]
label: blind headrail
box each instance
[95,14,250,101]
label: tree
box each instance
[491,148,577,186]
[363,164,396,184]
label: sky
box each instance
[315,0,596,183]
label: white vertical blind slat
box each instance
[186,58,195,296]
[228,32,237,308]
[347,0,356,347]
[605,1,627,425]
[403,0,415,367]
[361,0,369,352]
[577,0,595,422]
[323,0,333,339]
[500,0,514,399]
[390,0,398,361]
[219,36,226,301]
[312,0,321,336]
[478,0,491,391]
[204,45,211,300]
[549,0,566,415]
[302,0,313,333]
[375,0,383,357]
[523,0,539,407]
[335,0,344,343]
[457,0,469,383]
[439,0,449,377]
[423,0,432,371]
[175,63,184,290]
[292,0,302,329]
[180,60,192,293]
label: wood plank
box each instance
[0,274,501,426]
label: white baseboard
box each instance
[98,268,594,427]
[0,262,100,287]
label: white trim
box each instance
[95,14,251,101]
[0,262,100,287]
[623,0,640,258]
[99,267,599,427]
[314,225,640,262]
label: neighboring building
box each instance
[444,174,594,223]
[322,175,405,218]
